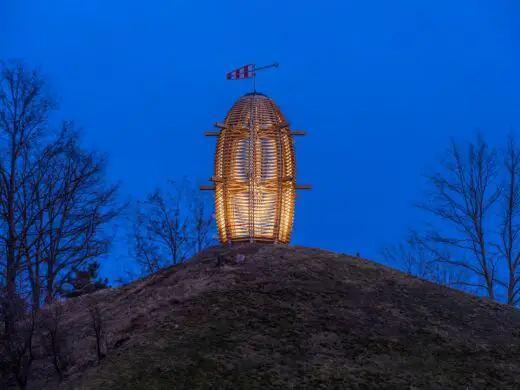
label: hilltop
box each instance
[13,245,520,389]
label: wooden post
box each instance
[214,122,228,129]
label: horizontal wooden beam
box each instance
[201,182,309,190]
[204,131,220,136]
[275,121,290,130]
[289,131,307,136]
[214,122,228,129]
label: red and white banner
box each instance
[226,64,255,80]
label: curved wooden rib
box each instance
[213,93,297,244]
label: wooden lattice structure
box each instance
[202,92,310,244]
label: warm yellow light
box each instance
[212,92,298,244]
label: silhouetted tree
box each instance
[131,178,193,274]
[498,134,520,305]
[88,302,105,363]
[35,127,121,304]
[0,60,122,326]
[413,135,501,299]
[130,207,163,275]
[39,301,73,382]
[190,190,215,254]
[59,261,109,299]
[387,133,520,302]
[0,60,55,336]
[382,233,471,288]
[382,238,434,279]
[130,178,216,275]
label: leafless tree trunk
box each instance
[38,129,121,303]
[39,301,73,382]
[130,213,162,274]
[414,135,501,299]
[499,134,520,305]
[131,178,192,274]
[189,190,215,254]
[0,60,122,333]
[0,60,55,336]
[88,302,104,363]
[18,141,59,311]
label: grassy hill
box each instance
[17,245,520,389]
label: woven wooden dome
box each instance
[203,92,309,244]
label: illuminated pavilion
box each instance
[201,92,310,244]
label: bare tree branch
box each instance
[413,135,501,299]
[499,133,520,305]
[0,60,55,336]
[130,178,215,276]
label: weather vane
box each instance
[225,62,280,93]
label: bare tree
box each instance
[0,60,122,338]
[59,261,109,299]
[37,130,121,304]
[131,179,192,274]
[39,301,73,382]
[88,302,104,364]
[0,60,55,336]
[17,126,70,310]
[382,238,435,280]
[498,134,520,305]
[130,208,162,275]
[189,190,215,254]
[382,232,470,288]
[413,135,501,299]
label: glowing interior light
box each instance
[213,92,297,244]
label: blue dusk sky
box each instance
[1,0,520,279]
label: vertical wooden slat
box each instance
[213,93,297,244]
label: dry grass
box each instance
[12,244,520,389]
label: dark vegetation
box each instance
[59,262,109,299]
